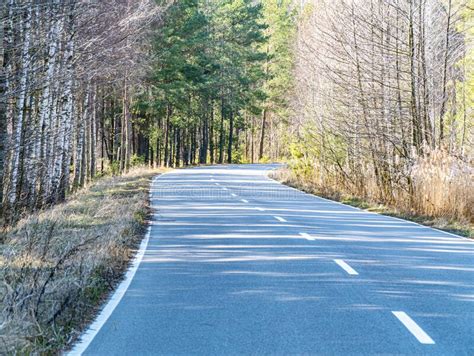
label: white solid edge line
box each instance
[392,311,435,345]
[68,173,168,355]
[241,199,249,203]
[334,259,359,275]
[265,174,470,241]
[299,232,315,241]
[274,216,286,222]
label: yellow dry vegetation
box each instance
[0,167,164,353]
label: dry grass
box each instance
[0,167,163,354]
[272,150,474,238]
[410,150,473,222]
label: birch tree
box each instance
[1,0,168,225]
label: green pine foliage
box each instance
[132,0,295,166]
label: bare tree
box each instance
[289,0,472,206]
[1,0,168,225]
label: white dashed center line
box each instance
[274,216,286,222]
[215,182,220,186]
[334,259,359,275]
[241,199,249,203]
[392,311,435,344]
[231,193,237,197]
[299,232,315,241]
[222,187,228,191]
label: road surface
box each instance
[74,164,474,355]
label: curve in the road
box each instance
[71,164,474,355]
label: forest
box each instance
[0,0,472,227]
[1,0,295,226]
[0,0,473,353]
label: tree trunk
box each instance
[176,127,181,167]
[164,103,171,167]
[73,93,88,189]
[227,110,233,164]
[409,0,422,151]
[8,4,32,205]
[218,99,225,163]
[57,2,75,201]
[209,104,214,163]
[258,108,266,160]
[439,0,452,144]
[199,108,208,164]
[122,81,132,172]
[0,3,7,219]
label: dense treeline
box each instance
[288,0,473,222]
[143,0,267,167]
[136,0,295,167]
[0,0,167,225]
[2,0,472,227]
[0,0,295,226]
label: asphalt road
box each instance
[76,164,474,355]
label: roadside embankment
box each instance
[0,168,163,353]
[271,166,473,239]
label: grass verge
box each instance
[0,167,164,354]
[270,167,473,239]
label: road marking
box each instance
[392,311,435,344]
[274,216,286,222]
[241,199,249,203]
[256,207,265,211]
[299,232,315,241]
[231,193,237,197]
[334,259,359,275]
[222,187,228,190]
[211,178,215,181]
[215,182,220,186]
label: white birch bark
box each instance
[8,3,33,204]
[0,1,10,209]
[27,3,61,204]
[41,16,63,202]
[58,10,76,199]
